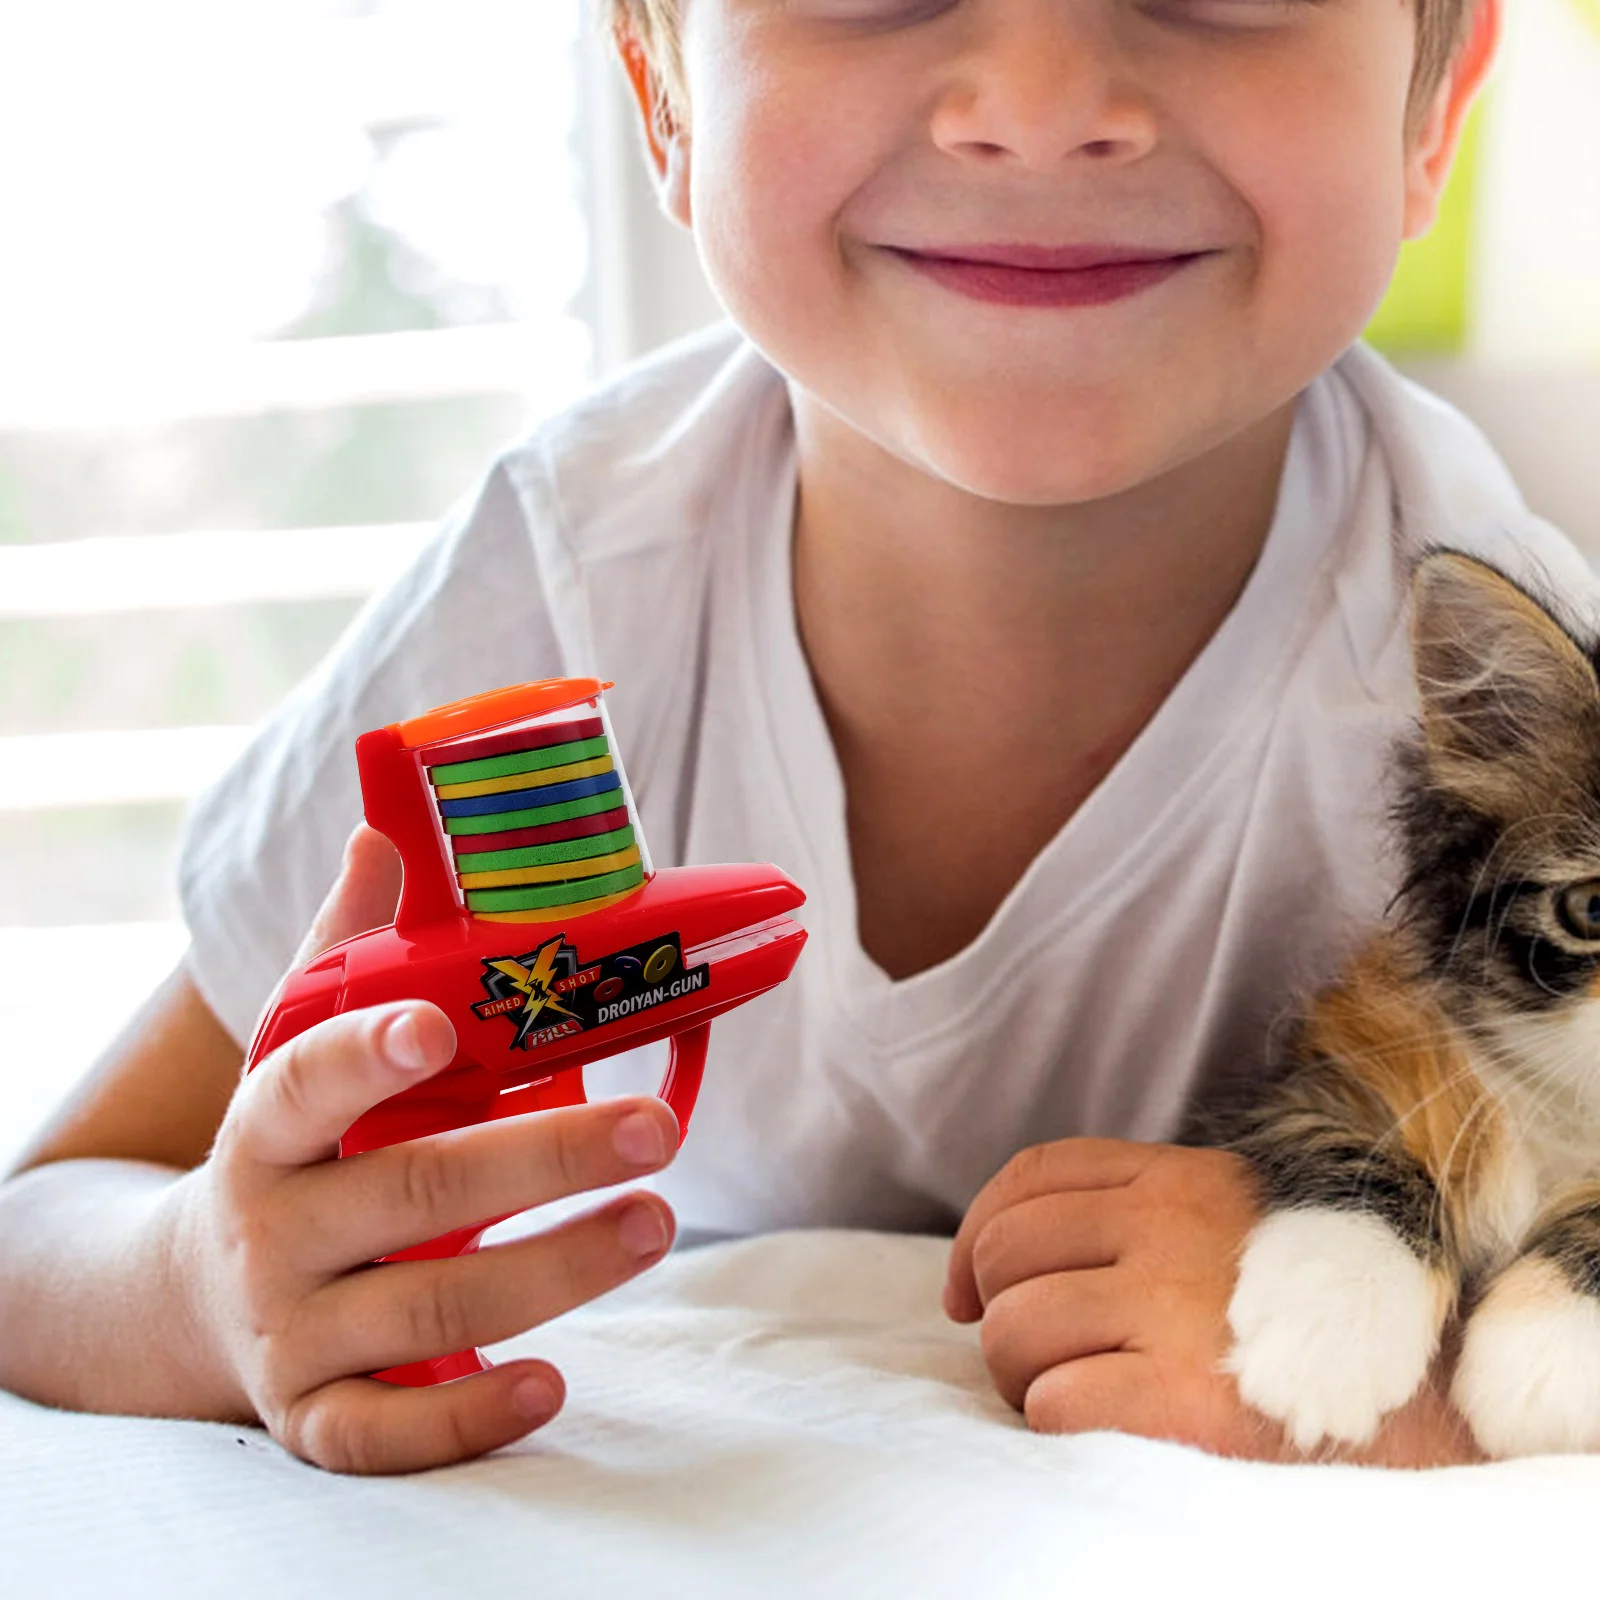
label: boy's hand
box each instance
[943,1138,1480,1466]
[171,826,680,1474]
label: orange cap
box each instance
[393,677,614,752]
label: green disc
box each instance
[454,825,636,875]
[444,789,621,836]
[465,862,646,912]
[429,734,611,788]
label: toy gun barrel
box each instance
[331,868,808,1157]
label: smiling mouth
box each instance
[884,245,1214,309]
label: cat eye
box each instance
[1555,881,1600,943]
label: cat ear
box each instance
[1409,551,1600,812]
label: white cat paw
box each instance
[1225,1207,1451,1452]
[1453,1255,1600,1457]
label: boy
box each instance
[0,0,1570,1473]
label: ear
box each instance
[615,26,693,229]
[1410,550,1600,812]
[1402,0,1501,241]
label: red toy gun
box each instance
[245,677,807,1386]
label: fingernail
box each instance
[384,1012,433,1072]
[618,1202,669,1260]
[511,1375,560,1422]
[612,1110,667,1167]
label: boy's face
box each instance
[655,1,1478,506]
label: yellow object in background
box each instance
[1365,103,1484,357]
[1366,0,1600,362]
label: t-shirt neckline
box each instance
[736,368,1369,1049]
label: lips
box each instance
[886,243,1209,309]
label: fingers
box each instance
[946,1139,1158,1322]
[966,1191,1123,1316]
[1023,1352,1168,1438]
[280,1358,568,1475]
[981,1270,1131,1409]
[1025,1355,1478,1465]
[1022,1352,1288,1460]
[294,825,404,968]
[296,1193,676,1384]
[283,1096,681,1272]
[222,1002,457,1172]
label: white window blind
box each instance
[0,0,612,1166]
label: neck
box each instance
[789,388,1298,978]
[792,390,1297,759]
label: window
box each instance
[0,0,626,1165]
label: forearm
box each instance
[0,1160,249,1422]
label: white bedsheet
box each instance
[1,1229,1590,1598]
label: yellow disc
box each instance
[643,943,678,983]
[457,844,642,890]
[434,754,614,800]
[471,885,642,924]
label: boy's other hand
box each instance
[943,1138,1480,1467]
[289,822,405,969]
[172,826,680,1474]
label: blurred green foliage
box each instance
[1366,102,1484,357]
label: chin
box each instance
[908,407,1166,507]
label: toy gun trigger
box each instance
[479,1017,710,1137]
[659,1021,711,1131]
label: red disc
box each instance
[424,715,604,770]
[449,805,631,856]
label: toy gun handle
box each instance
[366,1018,711,1388]
[249,970,714,1388]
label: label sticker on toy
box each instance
[472,930,709,1051]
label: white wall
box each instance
[1472,0,1600,364]
[1399,360,1600,556]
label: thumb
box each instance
[294,824,404,966]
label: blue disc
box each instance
[437,770,622,819]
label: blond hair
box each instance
[1415,0,1482,119]
[608,0,1478,119]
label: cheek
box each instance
[685,47,889,346]
[1203,66,1413,347]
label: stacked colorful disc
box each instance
[426,712,644,921]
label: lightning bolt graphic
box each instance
[489,938,577,1046]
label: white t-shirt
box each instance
[179,324,1597,1236]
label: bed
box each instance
[2,1227,1589,1598]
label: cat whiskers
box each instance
[1427,810,1566,979]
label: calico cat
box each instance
[1218,548,1600,1459]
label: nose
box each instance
[928,1,1159,172]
